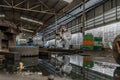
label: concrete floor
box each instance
[0,71,72,80]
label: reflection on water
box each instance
[68,55,119,77]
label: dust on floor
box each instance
[0,71,72,80]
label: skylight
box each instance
[20,17,43,25]
[63,0,73,3]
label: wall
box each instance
[86,21,120,42]
[45,0,120,49]
[44,0,120,40]
[47,21,120,49]
[71,32,83,49]
[72,21,120,49]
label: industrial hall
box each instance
[0,0,120,80]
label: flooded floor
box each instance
[0,63,72,80]
[0,71,72,80]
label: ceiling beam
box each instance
[42,0,81,31]
[40,9,55,21]
[34,0,49,21]
[15,0,26,7]
[40,0,60,30]
[27,0,29,9]
[35,25,42,33]
[38,0,50,9]
[45,2,68,22]
[11,0,14,6]
[40,0,59,21]
[29,4,41,10]
[0,5,56,15]
[15,20,37,31]
[3,0,11,6]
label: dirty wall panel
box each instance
[95,5,103,17]
[104,0,111,12]
[86,10,94,20]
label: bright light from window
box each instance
[21,28,34,33]
[20,17,43,25]
[63,0,73,3]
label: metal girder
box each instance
[35,25,42,33]
[11,0,14,6]
[2,0,56,15]
[37,0,56,20]
[3,0,11,6]
[16,0,27,25]
[40,9,55,20]
[36,0,52,20]
[29,5,41,10]
[27,0,29,9]
[43,0,60,25]
[17,22,36,31]
[15,0,26,7]
[81,0,85,35]
[38,0,50,9]
[0,5,56,15]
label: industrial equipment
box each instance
[0,20,39,72]
[113,35,120,65]
[16,39,27,46]
[0,20,18,72]
[9,46,39,67]
[113,35,120,80]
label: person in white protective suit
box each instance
[55,32,63,48]
[59,25,72,49]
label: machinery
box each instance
[0,20,39,72]
[16,39,27,46]
[9,46,39,67]
[113,35,120,65]
[113,35,120,80]
[0,20,19,72]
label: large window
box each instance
[85,21,120,43]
